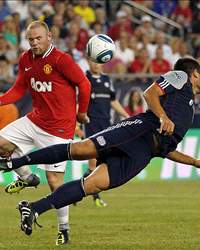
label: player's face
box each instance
[26,26,52,55]
[89,60,102,74]
[192,70,200,94]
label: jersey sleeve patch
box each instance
[161,71,188,89]
[156,71,188,94]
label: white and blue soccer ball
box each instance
[86,34,116,64]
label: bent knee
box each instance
[46,171,64,191]
[71,139,98,160]
[0,136,16,155]
[84,177,109,195]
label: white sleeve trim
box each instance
[161,71,188,90]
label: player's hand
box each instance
[159,114,175,136]
[77,112,90,124]
[75,123,84,139]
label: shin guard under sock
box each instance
[12,144,71,169]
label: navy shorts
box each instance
[84,118,110,137]
[89,115,155,188]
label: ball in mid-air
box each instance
[86,34,116,64]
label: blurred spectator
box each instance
[65,36,89,73]
[19,17,33,51]
[139,15,156,43]
[128,35,140,57]
[115,31,135,68]
[0,54,14,84]
[178,40,192,58]
[129,48,150,73]
[108,10,134,41]
[150,47,171,74]
[138,0,154,9]
[169,37,182,67]
[0,1,10,25]
[54,1,67,17]
[51,25,66,51]
[89,22,103,37]
[190,0,200,58]
[74,0,95,27]
[28,1,46,20]
[150,31,173,61]
[12,12,21,34]
[7,0,28,22]
[134,26,145,44]
[73,13,88,30]
[137,34,155,58]
[52,14,67,39]
[64,3,76,23]
[124,89,144,117]
[171,0,192,35]
[2,15,18,47]
[102,57,127,74]
[40,4,55,27]
[153,0,177,17]
[67,21,89,51]
[0,34,17,63]
[94,8,109,33]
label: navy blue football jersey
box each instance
[90,70,195,158]
[145,70,194,156]
[86,70,116,119]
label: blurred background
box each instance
[0,0,199,125]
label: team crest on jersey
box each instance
[104,82,109,88]
[96,136,106,146]
[43,64,52,74]
[189,99,193,106]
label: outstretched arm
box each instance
[111,100,129,118]
[167,150,200,168]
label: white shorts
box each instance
[0,116,72,172]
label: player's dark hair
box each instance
[174,58,200,76]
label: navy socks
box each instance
[11,144,71,169]
[31,179,86,215]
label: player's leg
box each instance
[0,137,39,194]
[84,118,108,207]
[18,162,110,236]
[0,139,98,171]
[0,118,40,193]
[30,125,72,247]
[46,170,70,246]
[85,158,107,207]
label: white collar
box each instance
[42,44,54,58]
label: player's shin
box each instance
[31,179,86,215]
[11,143,72,170]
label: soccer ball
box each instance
[86,34,116,64]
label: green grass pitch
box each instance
[0,180,200,250]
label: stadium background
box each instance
[0,0,199,184]
[0,1,200,250]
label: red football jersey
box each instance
[0,45,91,139]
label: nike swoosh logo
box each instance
[25,67,32,72]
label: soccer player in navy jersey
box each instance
[84,61,129,207]
[0,21,91,245]
[0,58,200,238]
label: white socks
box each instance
[57,206,69,231]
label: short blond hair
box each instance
[26,21,49,33]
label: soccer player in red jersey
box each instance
[0,21,91,245]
